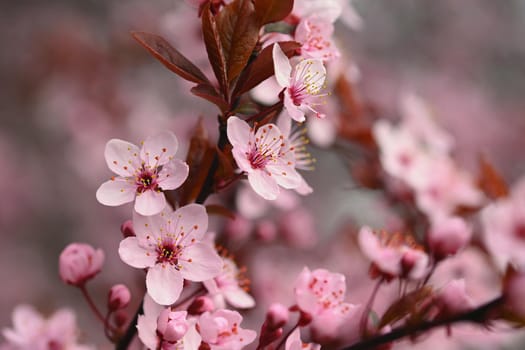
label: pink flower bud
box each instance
[59,243,104,287]
[157,309,189,343]
[434,279,474,318]
[256,220,277,242]
[113,309,129,328]
[188,296,215,315]
[428,217,471,261]
[267,303,289,329]
[120,220,135,238]
[108,284,131,311]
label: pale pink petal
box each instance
[105,139,141,176]
[277,113,292,138]
[96,178,136,206]
[248,171,279,200]
[270,166,303,189]
[118,237,156,269]
[284,93,306,122]
[11,305,44,338]
[180,243,222,281]
[254,123,284,155]
[295,177,313,195]
[170,204,209,241]
[132,210,166,242]
[203,279,220,294]
[134,189,166,216]
[232,148,253,173]
[146,264,184,305]
[140,131,179,167]
[137,314,158,350]
[227,117,251,149]
[272,43,292,88]
[223,288,256,308]
[157,159,189,190]
[182,324,202,350]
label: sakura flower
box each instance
[294,267,360,341]
[358,226,429,280]
[137,295,201,350]
[295,16,340,61]
[96,131,189,216]
[273,43,327,122]
[197,309,257,350]
[2,305,93,350]
[203,256,255,309]
[227,116,305,200]
[285,328,320,350]
[482,177,525,270]
[118,204,222,305]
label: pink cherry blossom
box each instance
[137,295,201,350]
[96,131,189,216]
[358,226,429,280]
[285,328,321,350]
[227,116,305,200]
[482,177,525,270]
[295,16,340,61]
[2,305,93,350]
[58,243,104,287]
[197,309,257,350]
[294,267,360,341]
[273,43,327,122]
[428,216,472,261]
[203,256,255,309]
[118,204,222,305]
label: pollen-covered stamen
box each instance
[135,167,160,194]
[246,127,284,169]
[288,126,316,171]
[155,237,182,267]
[288,60,326,106]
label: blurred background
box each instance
[1,0,525,349]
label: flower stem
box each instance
[115,299,143,350]
[360,278,383,336]
[342,295,504,350]
[80,285,106,326]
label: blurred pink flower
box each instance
[434,279,474,318]
[2,305,93,350]
[293,0,342,23]
[294,267,359,341]
[358,226,429,280]
[295,16,340,61]
[198,309,257,350]
[119,204,222,305]
[482,177,525,270]
[227,116,304,200]
[58,243,104,287]
[273,44,327,122]
[107,284,131,311]
[285,328,321,350]
[428,216,472,261]
[96,131,189,216]
[203,256,255,309]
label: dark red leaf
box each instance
[190,84,229,112]
[131,31,210,85]
[478,155,509,200]
[202,4,228,93]
[254,0,294,25]
[217,0,260,84]
[233,41,300,97]
[379,286,433,328]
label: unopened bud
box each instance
[108,284,131,311]
[428,217,471,261]
[266,303,289,329]
[157,309,189,343]
[120,220,135,238]
[59,243,104,287]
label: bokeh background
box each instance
[2,0,525,349]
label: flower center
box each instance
[156,241,181,265]
[136,168,159,193]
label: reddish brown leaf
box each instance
[379,286,433,328]
[202,4,228,93]
[131,32,210,85]
[217,0,260,84]
[205,204,236,219]
[478,155,509,200]
[178,118,216,205]
[254,0,294,25]
[190,84,229,112]
[233,41,300,97]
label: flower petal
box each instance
[105,139,141,177]
[272,43,292,88]
[269,166,302,189]
[223,288,256,308]
[284,93,306,122]
[157,159,189,190]
[179,243,222,282]
[135,190,166,216]
[118,237,156,269]
[137,314,158,350]
[96,178,136,206]
[146,264,184,305]
[140,131,179,167]
[232,147,253,173]
[169,204,209,241]
[248,171,279,200]
[227,116,251,149]
[254,123,284,155]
